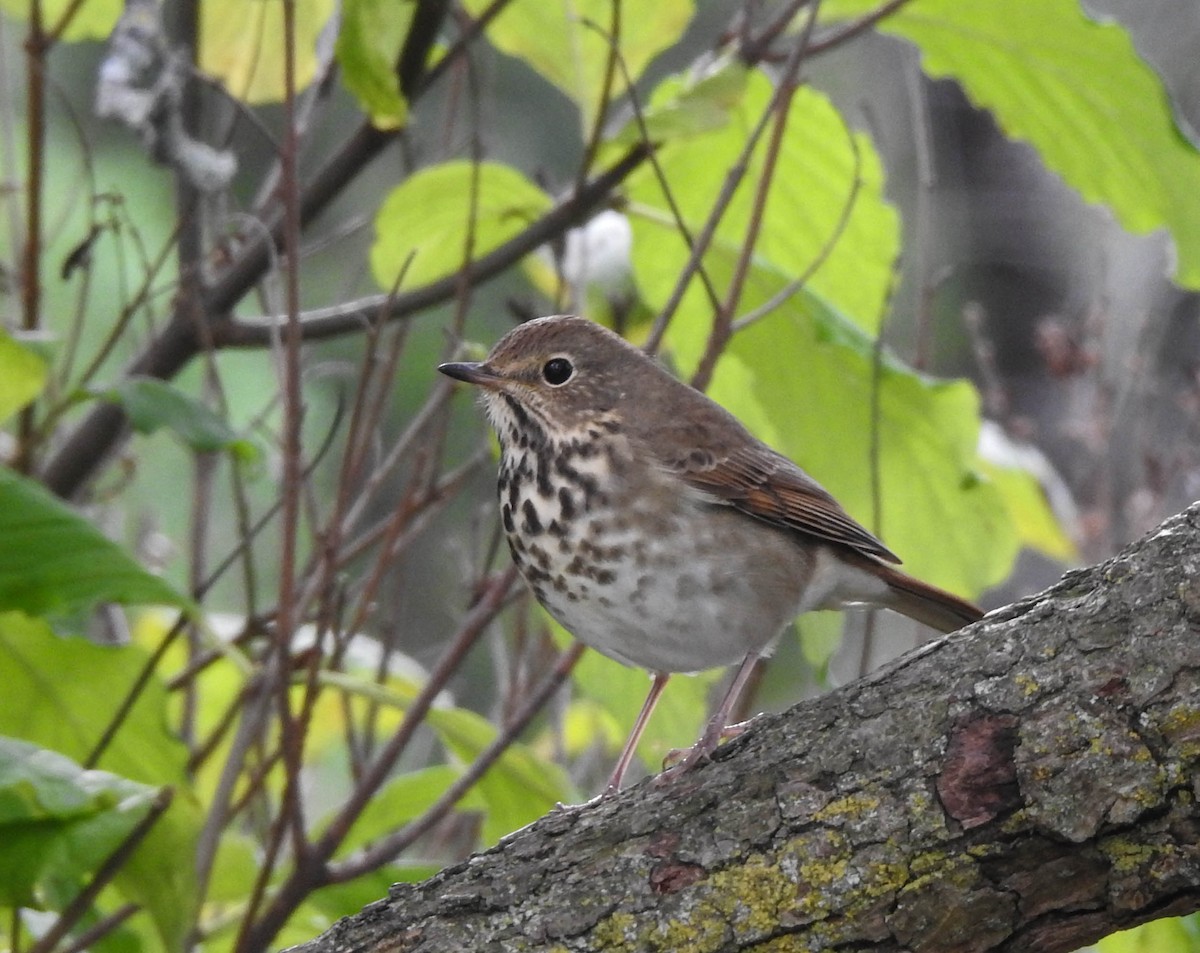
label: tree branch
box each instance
[285,503,1200,953]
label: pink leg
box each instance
[604,671,670,795]
[664,653,760,778]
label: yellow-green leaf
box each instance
[200,0,335,104]
[370,161,553,291]
[0,0,119,42]
[978,459,1076,563]
[336,0,413,129]
[628,74,899,333]
[462,0,693,130]
[823,0,1200,289]
[0,330,46,424]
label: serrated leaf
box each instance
[370,161,553,291]
[199,0,335,104]
[0,737,160,909]
[0,613,200,946]
[336,0,413,129]
[0,468,190,616]
[462,0,694,128]
[628,74,899,332]
[95,377,257,459]
[823,0,1200,289]
[0,330,47,424]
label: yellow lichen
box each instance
[1015,673,1041,697]
[812,791,881,824]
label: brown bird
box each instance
[439,315,982,793]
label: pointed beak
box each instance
[437,361,504,389]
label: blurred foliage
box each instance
[0,0,1196,951]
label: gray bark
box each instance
[289,504,1200,952]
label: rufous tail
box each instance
[875,563,983,634]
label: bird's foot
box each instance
[654,718,755,786]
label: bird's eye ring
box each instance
[542,357,574,386]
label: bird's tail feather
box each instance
[873,563,983,634]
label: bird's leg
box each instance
[603,671,671,796]
[659,652,761,781]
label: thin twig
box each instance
[329,641,586,881]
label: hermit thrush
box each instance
[439,315,982,793]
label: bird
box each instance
[439,314,982,793]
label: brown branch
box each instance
[213,144,652,348]
[283,503,1200,953]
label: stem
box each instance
[16,0,45,473]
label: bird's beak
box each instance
[438,361,504,390]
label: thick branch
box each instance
[287,503,1200,953]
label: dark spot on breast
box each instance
[528,544,551,569]
[548,519,568,538]
[501,504,515,534]
[522,499,543,535]
[555,457,604,508]
[535,450,554,498]
[558,487,576,521]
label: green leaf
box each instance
[823,0,1200,289]
[0,613,200,947]
[370,161,553,291]
[0,737,161,909]
[0,330,46,424]
[336,0,413,129]
[424,705,573,845]
[199,0,335,103]
[550,619,718,775]
[317,669,574,845]
[978,459,1076,563]
[628,73,1012,597]
[462,0,694,128]
[0,467,190,617]
[610,55,750,147]
[95,377,257,459]
[0,0,120,42]
[676,291,1015,597]
[1097,915,1200,953]
[627,74,899,332]
[328,765,484,859]
[796,612,846,672]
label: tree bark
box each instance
[288,504,1200,952]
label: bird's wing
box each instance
[665,442,901,564]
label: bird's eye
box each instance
[542,357,574,386]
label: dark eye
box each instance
[542,357,574,386]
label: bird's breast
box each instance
[495,433,814,673]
